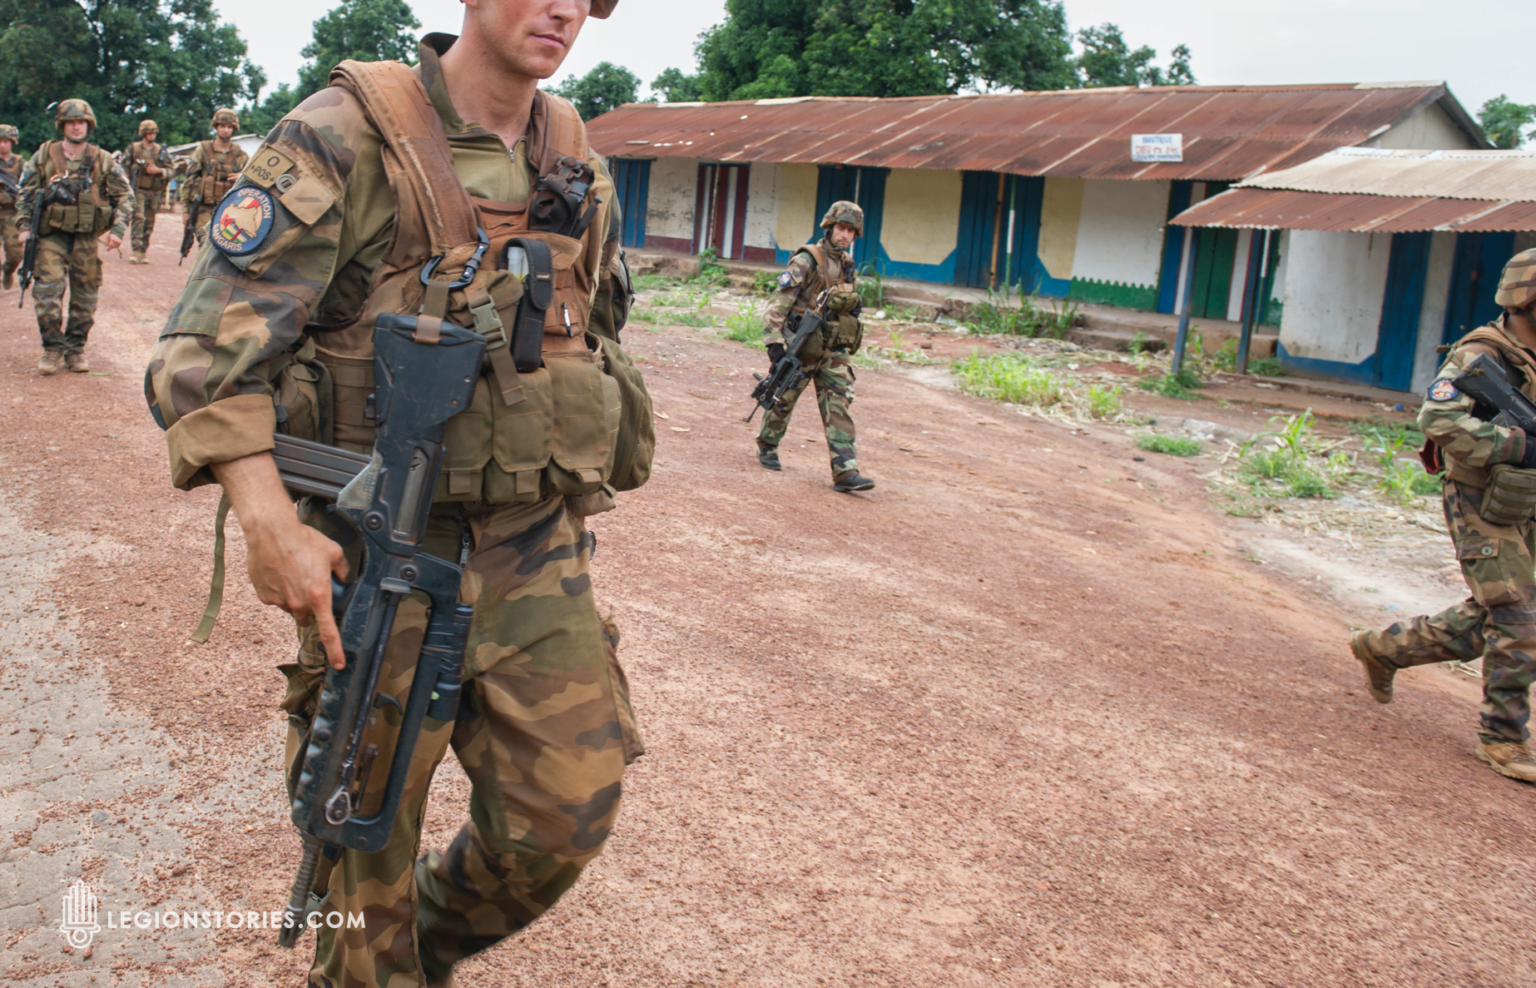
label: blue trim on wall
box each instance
[1374,231,1432,392]
[1276,342,1379,387]
[1157,181,1193,314]
[611,158,650,248]
[1443,231,1516,344]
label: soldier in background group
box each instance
[123,118,171,263]
[18,99,133,375]
[179,107,247,246]
[1352,249,1536,784]
[0,123,23,289]
[755,200,875,493]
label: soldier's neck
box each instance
[60,139,86,160]
[437,36,540,148]
[1507,311,1536,352]
[212,138,232,152]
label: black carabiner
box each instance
[419,228,490,289]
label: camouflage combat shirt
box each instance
[1421,315,1536,486]
[762,236,856,342]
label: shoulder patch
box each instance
[210,187,276,257]
[1429,378,1460,402]
[776,270,795,291]
[241,145,295,190]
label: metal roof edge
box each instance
[1435,86,1495,150]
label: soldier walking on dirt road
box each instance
[123,118,171,264]
[179,108,247,249]
[755,200,876,493]
[1353,248,1536,783]
[0,124,24,290]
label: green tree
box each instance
[1077,24,1195,88]
[0,0,263,150]
[245,0,420,136]
[652,67,705,103]
[1479,95,1536,149]
[550,61,641,120]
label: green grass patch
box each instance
[632,273,677,292]
[720,302,764,347]
[1138,366,1204,399]
[963,284,1080,338]
[1248,356,1282,376]
[1136,434,1204,456]
[1086,383,1123,420]
[954,353,1062,406]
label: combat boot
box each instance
[37,350,61,375]
[63,352,89,373]
[757,443,781,471]
[833,471,875,493]
[1475,738,1536,783]
[1350,631,1395,704]
[130,251,146,265]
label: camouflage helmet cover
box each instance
[1497,249,1536,311]
[820,199,865,237]
[54,99,96,129]
[0,124,18,142]
[138,119,158,136]
[590,0,618,15]
[211,107,239,129]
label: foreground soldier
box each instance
[0,124,22,288]
[144,1,649,985]
[179,107,247,246]
[755,200,874,492]
[18,99,133,375]
[1352,248,1536,783]
[124,119,171,263]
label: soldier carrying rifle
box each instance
[0,123,23,290]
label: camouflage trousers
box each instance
[31,232,101,354]
[130,189,164,255]
[1359,479,1536,743]
[0,206,18,278]
[756,349,858,476]
[283,495,643,988]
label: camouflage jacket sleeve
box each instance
[15,146,45,230]
[179,144,204,205]
[1419,343,1527,468]
[585,153,627,343]
[102,157,135,237]
[763,251,816,343]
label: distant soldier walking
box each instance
[17,99,133,375]
[1352,249,1536,783]
[180,108,247,249]
[755,200,875,492]
[0,124,23,289]
[124,119,171,263]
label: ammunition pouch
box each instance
[1481,463,1536,527]
[271,336,334,446]
[790,309,825,363]
[42,197,112,235]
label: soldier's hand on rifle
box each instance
[17,229,27,244]
[767,342,786,367]
[211,453,351,670]
[101,232,122,252]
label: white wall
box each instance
[744,163,778,252]
[1225,229,1254,323]
[1410,231,1458,394]
[646,157,699,244]
[1279,230,1393,364]
[1070,179,1170,289]
[1365,101,1479,151]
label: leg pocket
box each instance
[601,615,645,764]
[1459,538,1528,608]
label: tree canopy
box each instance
[1479,95,1536,150]
[551,62,642,121]
[0,0,263,151]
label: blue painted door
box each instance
[1374,231,1432,392]
[954,171,1001,288]
[814,165,886,271]
[1443,231,1517,345]
[1156,181,1194,314]
[611,158,650,248]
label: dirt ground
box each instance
[3,248,1536,988]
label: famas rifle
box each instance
[1451,352,1536,433]
[0,167,20,201]
[744,292,829,424]
[179,194,200,265]
[271,312,487,948]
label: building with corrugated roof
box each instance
[590,82,1486,342]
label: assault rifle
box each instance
[0,167,20,201]
[274,314,486,948]
[19,151,94,306]
[1452,352,1536,433]
[744,293,829,424]
[179,194,200,265]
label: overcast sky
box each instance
[215,0,1532,121]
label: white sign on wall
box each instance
[1131,134,1183,163]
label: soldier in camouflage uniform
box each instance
[1352,249,1536,783]
[18,99,133,375]
[179,107,248,247]
[144,2,647,986]
[0,123,23,289]
[123,119,171,263]
[756,200,875,492]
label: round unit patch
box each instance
[210,187,275,256]
[1428,378,1460,401]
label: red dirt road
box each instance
[3,250,1535,988]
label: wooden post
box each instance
[1172,228,1202,374]
[1236,229,1268,375]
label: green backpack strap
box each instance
[189,492,232,644]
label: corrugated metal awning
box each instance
[1169,188,1536,233]
[588,83,1483,182]
[1237,147,1536,201]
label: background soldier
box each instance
[1352,248,1536,783]
[0,123,23,289]
[179,107,247,246]
[124,118,170,263]
[144,1,648,985]
[18,99,133,375]
[755,200,874,492]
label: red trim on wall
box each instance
[646,235,693,254]
[742,246,777,264]
[731,165,750,260]
[692,164,710,254]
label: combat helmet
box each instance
[210,107,239,129]
[820,200,864,238]
[138,119,158,137]
[590,0,619,16]
[54,99,96,130]
[1496,248,1536,311]
[0,124,18,142]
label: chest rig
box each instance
[38,141,113,235]
[131,140,170,192]
[197,142,243,203]
[1436,322,1536,489]
[791,242,862,356]
[306,59,620,505]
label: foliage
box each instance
[1478,94,1536,150]
[1380,460,1442,504]
[1077,24,1194,87]
[964,283,1078,338]
[246,0,419,135]
[750,270,779,296]
[652,67,705,103]
[1136,434,1203,457]
[693,247,730,286]
[0,0,264,150]
[632,273,677,292]
[1138,366,1203,399]
[1353,419,1425,454]
[551,61,642,121]
[720,300,764,346]
[858,261,885,310]
[1248,356,1282,377]
[953,352,1119,419]
[1085,383,1122,419]
[1236,410,1338,499]
[1127,331,1149,356]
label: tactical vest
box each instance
[130,140,170,192]
[196,142,243,203]
[291,59,648,505]
[1439,322,1536,489]
[0,155,18,207]
[38,141,115,235]
[791,243,862,357]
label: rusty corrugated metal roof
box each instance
[1169,188,1536,233]
[588,83,1485,181]
[1240,148,1536,201]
